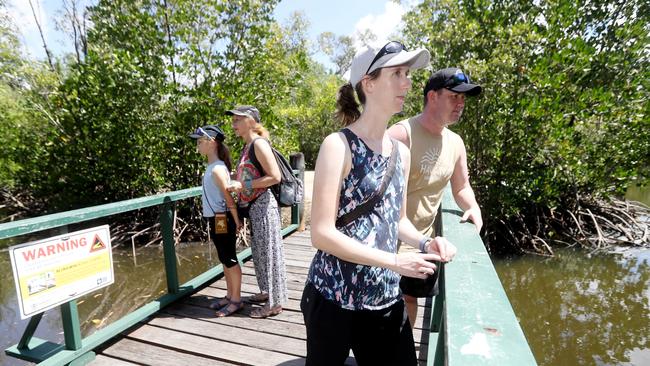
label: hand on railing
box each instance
[426,236,457,263]
[392,252,440,279]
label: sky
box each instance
[4,0,418,71]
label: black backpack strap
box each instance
[247,137,267,176]
[335,134,399,228]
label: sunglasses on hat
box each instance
[194,127,214,140]
[365,41,408,74]
[444,73,471,87]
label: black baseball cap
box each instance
[188,125,226,141]
[225,105,260,123]
[424,68,482,97]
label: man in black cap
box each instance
[388,67,483,327]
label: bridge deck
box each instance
[89,230,434,366]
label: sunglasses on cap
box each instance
[365,41,408,74]
[194,127,214,140]
[445,72,471,87]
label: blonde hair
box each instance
[252,121,270,139]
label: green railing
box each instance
[1,178,302,366]
[426,186,537,365]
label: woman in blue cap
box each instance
[189,125,243,317]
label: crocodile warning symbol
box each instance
[89,234,106,252]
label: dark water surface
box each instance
[0,241,221,366]
[493,247,650,366]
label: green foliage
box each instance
[2,0,315,213]
[0,8,59,192]
[401,0,650,250]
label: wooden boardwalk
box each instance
[89,230,434,366]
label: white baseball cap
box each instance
[347,41,431,86]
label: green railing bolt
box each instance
[17,313,43,349]
[60,300,82,350]
[161,200,179,294]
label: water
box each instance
[0,240,221,366]
[626,184,650,207]
[493,247,650,366]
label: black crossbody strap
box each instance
[335,130,399,228]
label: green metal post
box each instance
[60,300,82,350]
[161,201,179,294]
[17,313,43,349]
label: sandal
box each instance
[215,301,243,317]
[249,305,282,319]
[246,293,269,304]
[208,296,230,310]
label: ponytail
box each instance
[216,141,233,172]
[336,83,361,126]
[335,69,381,126]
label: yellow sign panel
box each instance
[9,225,114,319]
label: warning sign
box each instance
[90,234,106,252]
[9,225,114,319]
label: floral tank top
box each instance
[307,128,404,310]
[236,141,265,205]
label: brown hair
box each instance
[215,141,233,172]
[335,69,381,126]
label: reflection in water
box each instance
[494,247,650,366]
[0,242,221,366]
[625,185,650,207]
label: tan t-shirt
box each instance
[398,117,463,238]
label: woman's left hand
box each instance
[427,237,457,263]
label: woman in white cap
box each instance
[301,41,457,365]
[226,105,288,319]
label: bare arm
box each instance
[311,133,441,278]
[212,166,241,229]
[387,122,409,147]
[450,139,483,232]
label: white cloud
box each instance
[351,1,407,49]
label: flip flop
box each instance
[249,305,282,319]
[246,293,269,304]
[208,296,230,310]
[215,301,243,317]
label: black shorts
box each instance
[399,265,439,298]
[207,212,239,268]
[300,282,417,366]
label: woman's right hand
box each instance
[227,180,243,192]
[393,252,440,279]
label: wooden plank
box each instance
[90,354,141,365]
[126,324,303,366]
[163,303,308,340]
[98,338,229,366]
[147,315,307,356]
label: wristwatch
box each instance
[419,236,432,253]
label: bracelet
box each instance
[419,236,432,253]
[393,253,398,268]
[245,179,253,190]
